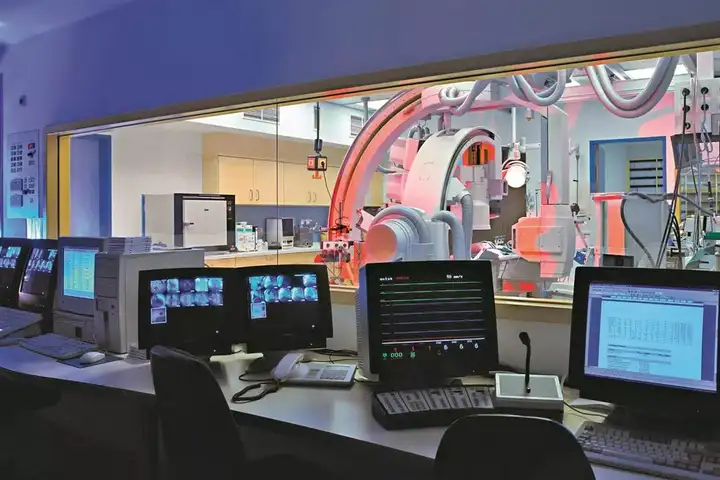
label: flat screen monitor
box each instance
[18,240,59,313]
[137,268,245,356]
[0,238,31,308]
[56,237,109,316]
[570,267,720,414]
[360,260,499,382]
[244,264,332,353]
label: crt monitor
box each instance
[18,240,59,313]
[243,264,332,364]
[0,237,31,308]
[569,267,720,415]
[56,237,109,316]
[137,267,245,356]
[357,260,499,383]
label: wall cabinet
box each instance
[206,153,384,208]
[282,163,337,206]
[205,252,319,268]
[216,156,282,205]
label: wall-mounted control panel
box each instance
[5,130,40,219]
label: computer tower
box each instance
[92,249,205,353]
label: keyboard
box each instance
[20,333,98,360]
[0,307,42,338]
[576,421,720,479]
[283,362,356,387]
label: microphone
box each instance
[518,332,531,393]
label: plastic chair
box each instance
[150,345,332,480]
[434,414,596,480]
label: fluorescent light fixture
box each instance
[626,64,688,80]
[367,100,388,110]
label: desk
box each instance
[0,347,655,479]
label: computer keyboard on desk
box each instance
[0,307,42,338]
[577,421,720,479]
[19,333,98,360]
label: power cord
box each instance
[657,88,690,266]
[232,373,279,403]
[563,400,608,419]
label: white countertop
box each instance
[205,243,321,260]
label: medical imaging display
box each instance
[248,273,318,320]
[150,277,224,325]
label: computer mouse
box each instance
[79,351,106,365]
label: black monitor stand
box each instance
[245,351,290,374]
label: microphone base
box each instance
[493,373,564,417]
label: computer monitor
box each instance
[18,240,59,314]
[56,237,109,316]
[569,267,720,415]
[356,260,499,384]
[243,264,332,369]
[137,267,245,356]
[0,237,31,308]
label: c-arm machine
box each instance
[327,83,576,287]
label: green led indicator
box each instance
[382,352,388,359]
[410,351,416,359]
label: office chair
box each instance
[434,414,596,480]
[150,346,332,480]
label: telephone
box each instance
[271,352,307,381]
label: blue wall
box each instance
[1,0,719,233]
[69,135,112,236]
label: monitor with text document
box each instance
[569,267,720,413]
[55,237,110,316]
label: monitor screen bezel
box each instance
[363,260,499,379]
[0,237,32,308]
[137,267,246,356]
[569,266,720,414]
[18,239,59,313]
[55,237,108,316]
[242,264,332,354]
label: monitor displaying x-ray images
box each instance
[137,268,243,357]
[150,276,224,323]
[248,272,318,320]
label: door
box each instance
[218,156,255,204]
[283,162,313,205]
[182,199,228,248]
[253,160,279,205]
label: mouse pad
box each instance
[58,354,123,369]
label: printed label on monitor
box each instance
[584,283,719,393]
[150,307,167,325]
[150,277,224,310]
[248,273,318,320]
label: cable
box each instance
[620,197,656,267]
[563,401,608,419]
[657,89,691,266]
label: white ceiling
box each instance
[0,0,138,44]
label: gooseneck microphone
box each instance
[518,331,532,393]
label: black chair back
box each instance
[435,414,595,480]
[150,346,245,480]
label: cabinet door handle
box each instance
[255,189,260,202]
[249,189,253,202]
[313,192,317,203]
[307,191,312,203]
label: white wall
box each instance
[189,101,366,146]
[563,93,675,213]
[600,143,629,193]
[110,125,203,236]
